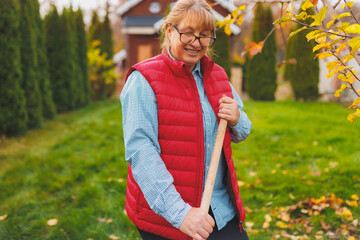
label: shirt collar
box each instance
[167,48,202,76]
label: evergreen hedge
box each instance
[0,0,28,135]
[34,0,56,119]
[19,0,43,128]
[213,28,231,79]
[246,4,277,101]
[285,8,319,101]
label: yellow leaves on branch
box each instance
[216,5,246,36]
[347,109,360,123]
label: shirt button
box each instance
[207,144,210,148]
[206,122,209,126]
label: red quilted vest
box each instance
[124,49,245,240]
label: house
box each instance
[114,0,242,75]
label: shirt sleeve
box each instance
[229,84,252,143]
[120,70,191,228]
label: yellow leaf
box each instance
[289,193,296,200]
[342,54,354,63]
[236,14,244,26]
[345,24,360,34]
[276,221,288,228]
[333,12,351,20]
[302,0,314,11]
[327,20,335,29]
[237,180,245,187]
[289,26,307,39]
[349,37,360,55]
[334,84,349,97]
[237,5,246,11]
[274,16,292,25]
[336,41,348,54]
[294,11,308,21]
[313,42,331,52]
[348,237,356,240]
[326,61,340,71]
[315,52,333,59]
[349,98,360,108]
[310,6,327,26]
[347,109,360,122]
[335,22,350,31]
[47,218,58,226]
[224,24,232,36]
[351,194,359,200]
[216,20,227,28]
[231,9,239,19]
[345,2,354,7]
[306,29,324,41]
[345,200,358,207]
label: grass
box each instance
[0,99,359,239]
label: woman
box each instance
[120,0,252,239]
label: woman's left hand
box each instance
[218,95,239,126]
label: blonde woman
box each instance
[120,0,251,239]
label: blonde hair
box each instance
[161,0,216,52]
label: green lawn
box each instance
[0,100,359,240]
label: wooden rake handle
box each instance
[200,118,228,212]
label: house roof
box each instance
[117,0,241,35]
[124,15,163,27]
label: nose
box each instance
[191,38,202,48]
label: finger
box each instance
[198,227,210,239]
[193,233,205,240]
[206,214,215,227]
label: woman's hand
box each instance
[179,208,215,240]
[218,95,240,126]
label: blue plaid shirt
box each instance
[120,55,252,230]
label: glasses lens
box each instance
[199,37,213,47]
[180,33,196,44]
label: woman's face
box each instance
[167,21,212,72]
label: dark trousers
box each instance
[137,209,249,240]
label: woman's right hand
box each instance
[179,208,215,240]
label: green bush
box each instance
[246,4,277,101]
[285,8,319,101]
[19,0,43,128]
[0,0,28,135]
[213,28,231,78]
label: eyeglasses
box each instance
[173,25,216,47]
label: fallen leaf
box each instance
[289,193,295,200]
[320,220,331,231]
[117,178,124,183]
[245,221,254,228]
[106,219,113,224]
[276,221,288,228]
[348,237,356,240]
[47,218,58,226]
[346,200,358,207]
[351,194,359,201]
[262,221,270,229]
[109,235,120,240]
[98,218,106,223]
[237,180,245,187]
[0,214,8,221]
[245,206,253,213]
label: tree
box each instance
[285,7,319,101]
[88,40,118,101]
[275,0,360,122]
[213,29,232,79]
[44,7,67,112]
[19,0,43,128]
[100,12,114,60]
[0,0,28,135]
[88,10,101,44]
[33,0,56,119]
[75,9,91,106]
[246,3,277,100]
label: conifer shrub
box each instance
[246,4,277,101]
[0,0,28,135]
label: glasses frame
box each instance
[173,25,216,47]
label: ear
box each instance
[166,24,172,37]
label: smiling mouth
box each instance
[185,48,200,55]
